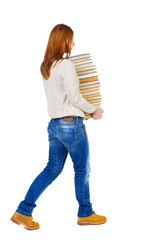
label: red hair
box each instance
[40,24,74,80]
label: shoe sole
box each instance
[77,219,107,225]
[10,217,40,230]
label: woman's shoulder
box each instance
[57,58,74,71]
[52,58,73,71]
[61,58,73,66]
[58,58,75,77]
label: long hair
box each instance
[40,24,74,80]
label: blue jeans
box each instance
[16,116,94,218]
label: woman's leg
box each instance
[55,117,94,218]
[16,124,68,216]
[68,124,94,218]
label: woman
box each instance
[11,23,107,230]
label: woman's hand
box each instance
[91,108,104,120]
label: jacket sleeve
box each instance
[62,60,96,114]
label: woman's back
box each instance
[43,58,96,119]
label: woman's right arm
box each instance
[61,60,97,114]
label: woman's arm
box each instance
[62,60,97,114]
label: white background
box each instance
[0,0,150,239]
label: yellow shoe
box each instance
[10,211,40,230]
[77,212,107,225]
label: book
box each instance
[69,53,102,120]
[68,53,91,61]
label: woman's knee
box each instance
[43,162,63,177]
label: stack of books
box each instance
[69,53,102,120]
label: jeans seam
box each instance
[51,117,83,126]
[78,210,94,217]
[16,209,32,216]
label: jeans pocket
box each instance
[58,127,77,147]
